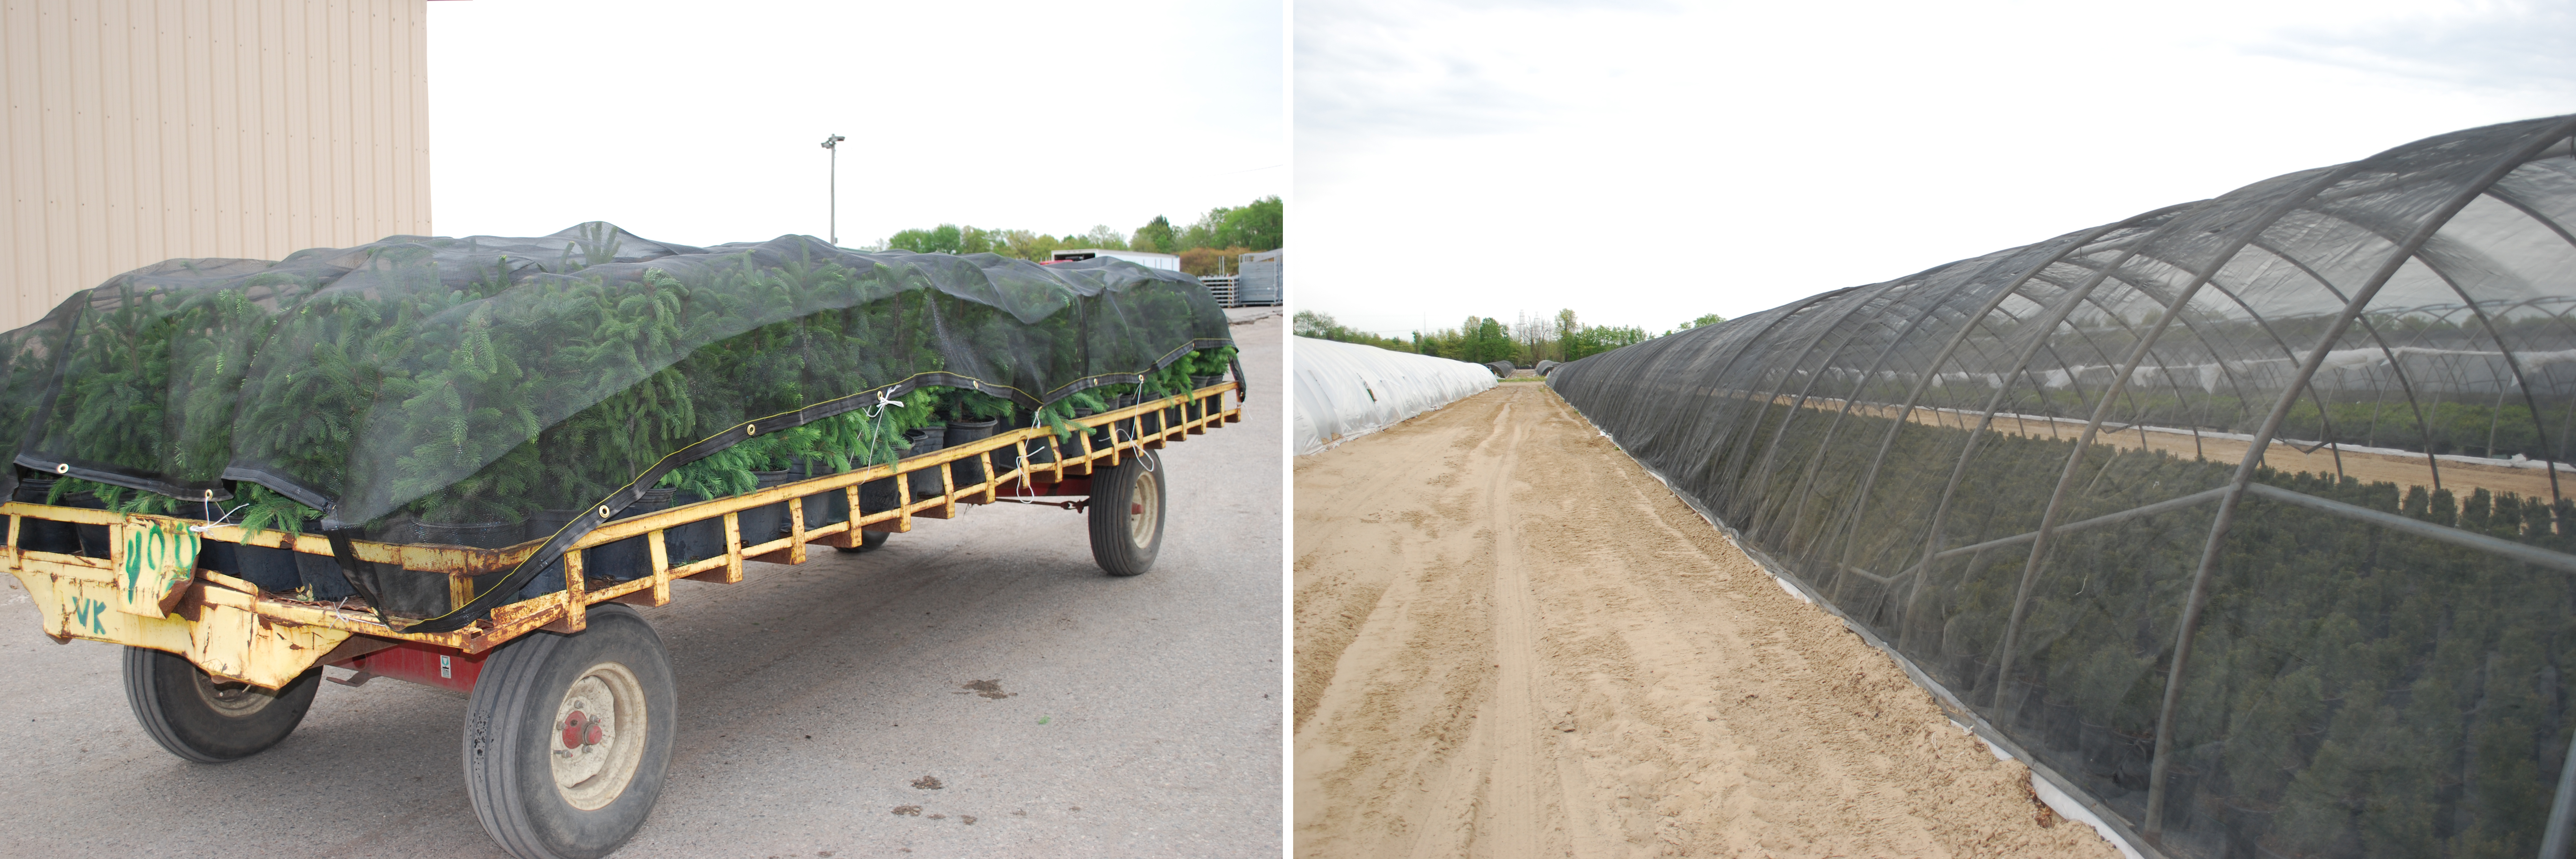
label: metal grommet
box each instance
[204,489,215,501]
[54,463,68,474]
[745,423,757,435]
[598,504,613,518]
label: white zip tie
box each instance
[188,501,252,534]
[1015,411,1047,486]
[861,388,905,418]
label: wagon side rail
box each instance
[2,382,1242,687]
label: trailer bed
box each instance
[4,382,1240,689]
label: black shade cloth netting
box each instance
[1549,116,2576,857]
[0,222,1231,531]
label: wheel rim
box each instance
[550,660,649,811]
[1128,466,1161,547]
[190,667,278,718]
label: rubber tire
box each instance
[833,530,890,554]
[1087,450,1165,576]
[465,604,676,859]
[123,646,320,763]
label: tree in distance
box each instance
[1294,310,1412,352]
[1133,215,1178,253]
[1295,306,1679,364]
[870,196,1280,273]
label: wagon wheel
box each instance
[1088,450,1165,576]
[465,604,676,859]
[834,530,890,553]
[124,646,321,763]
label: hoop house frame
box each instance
[1552,116,2576,859]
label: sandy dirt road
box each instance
[1293,382,2120,858]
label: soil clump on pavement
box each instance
[1293,383,2122,858]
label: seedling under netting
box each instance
[0,223,1235,629]
[1550,115,2576,858]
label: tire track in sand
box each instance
[1455,394,1584,858]
[1297,383,2125,858]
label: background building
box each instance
[1235,247,1281,307]
[1049,248,1180,270]
[1,0,433,332]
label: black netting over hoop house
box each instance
[0,223,1233,621]
[1549,116,2576,858]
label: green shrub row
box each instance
[0,226,1232,537]
[1678,400,2572,858]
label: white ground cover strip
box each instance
[1958,720,2146,859]
[1292,337,1498,455]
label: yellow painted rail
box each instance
[3,382,1241,688]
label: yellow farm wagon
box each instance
[4,381,1239,858]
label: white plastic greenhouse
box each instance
[1292,336,1497,455]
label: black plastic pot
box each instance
[944,419,999,487]
[737,470,796,549]
[1189,374,1221,421]
[902,427,947,500]
[1019,424,1059,467]
[594,487,677,579]
[11,477,80,554]
[516,490,678,600]
[666,490,724,565]
[1121,392,1166,435]
[514,509,584,601]
[784,458,850,536]
[525,509,582,543]
[1077,406,1110,452]
[858,474,902,516]
[195,540,305,594]
[57,488,111,558]
[1112,393,1157,439]
[293,550,354,601]
[393,519,521,619]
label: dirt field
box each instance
[1292,383,2122,858]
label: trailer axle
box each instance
[992,497,1090,513]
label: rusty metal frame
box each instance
[1544,119,2576,856]
[2,381,1242,689]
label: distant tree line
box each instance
[872,196,1281,276]
[1294,309,1725,366]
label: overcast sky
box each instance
[1296,0,2576,338]
[427,1,1284,251]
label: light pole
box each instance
[820,134,847,245]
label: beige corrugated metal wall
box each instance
[1,0,430,332]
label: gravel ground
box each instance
[0,314,1284,859]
